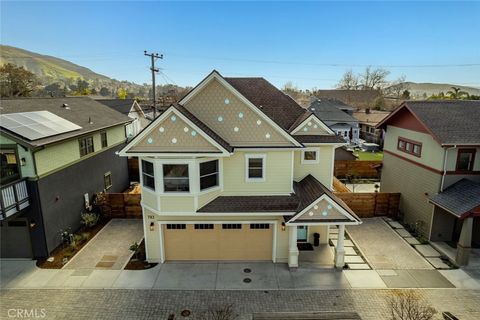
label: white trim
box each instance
[290,150,294,193]
[330,145,335,190]
[303,143,347,146]
[245,153,266,182]
[125,152,229,158]
[288,194,360,224]
[132,100,147,118]
[142,206,151,261]
[158,220,278,262]
[301,147,320,164]
[287,221,361,226]
[118,106,231,157]
[291,114,335,135]
[179,70,302,147]
[234,147,303,151]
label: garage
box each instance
[163,223,273,261]
[0,218,33,258]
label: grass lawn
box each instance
[353,150,384,161]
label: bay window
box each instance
[163,164,190,192]
[200,160,219,190]
[141,160,155,190]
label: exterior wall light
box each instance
[149,222,155,231]
[281,222,286,231]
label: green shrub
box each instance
[80,212,99,228]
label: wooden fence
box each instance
[334,160,382,179]
[128,157,140,182]
[98,192,142,218]
[333,177,350,193]
[334,192,400,218]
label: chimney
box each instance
[365,108,371,114]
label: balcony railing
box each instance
[0,178,30,220]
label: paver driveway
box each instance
[347,218,432,270]
[63,219,143,270]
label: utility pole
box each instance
[144,50,163,119]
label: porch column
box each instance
[288,226,299,269]
[335,224,345,268]
[456,217,473,266]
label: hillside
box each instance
[404,82,480,98]
[0,45,110,82]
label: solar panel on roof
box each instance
[0,111,82,141]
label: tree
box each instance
[360,66,390,90]
[401,90,411,100]
[75,79,90,95]
[373,96,386,110]
[387,290,436,320]
[43,82,66,97]
[385,75,409,98]
[446,86,468,99]
[117,87,128,99]
[0,63,38,97]
[99,87,110,96]
[336,69,359,90]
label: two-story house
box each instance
[308,98,360,143]
[120,71,360,269]
[0,97,131,259]
[353,109,390,146]
[378,100,480,266]
[96,99,150,138]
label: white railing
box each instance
[0,179,30,220]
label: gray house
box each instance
[309,98,360,143]
[0,97,131,258]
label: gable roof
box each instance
[377,100,480,145]
[224,77,307,131]
[0,97,130,148]
[119,104,232,156]
[429,179,480,218]
[309,98,359,125]
[95,99,143,117]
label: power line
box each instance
[144,50,163,119]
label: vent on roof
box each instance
[88,117,94,125]
[62,103,70,110]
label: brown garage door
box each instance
[163,223,273,261]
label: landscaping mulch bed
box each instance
[36,218,110,269]
[124,240,158,270]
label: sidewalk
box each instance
[2,259,478,290]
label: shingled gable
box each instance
[289,111,336,136]
[179,70,302,147]
[377,100,480,146]
[118,105,232,156]
[287,175,360,224]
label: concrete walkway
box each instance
[347,218,433,270]
[63,219,144,270]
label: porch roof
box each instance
[197,175,360,225]
[429,179,480,218]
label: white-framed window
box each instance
[141,160,155,191]
[163,164,190,192]
[199,159,219,191]
[245,154,266,182]
[104,171,112,190]
[301,148,320,164]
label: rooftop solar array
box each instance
[0,111,82,141]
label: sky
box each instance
[1,1,480,89]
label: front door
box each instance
[297,226,308,242]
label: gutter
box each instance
[441,145,456,192]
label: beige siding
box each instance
[384,125,445,170]
[34,125,126,177]
[222,151,293,195]
[159,196,195,212]
[198,188,221,209]
[445,147,480,171]
[141,189,158,210]
[380,152,441,236]
[183,78,294,146]
[293,146,334,188]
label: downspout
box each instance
[441,145,456,192]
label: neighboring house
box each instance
[119,70,361,269]
[0,97,131,259]
[335,147,357,161]
[353,109,390,146]
[314,89,382,109]
[378,100,480,266]
[309,98,360,143]
[96,99,150,138]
